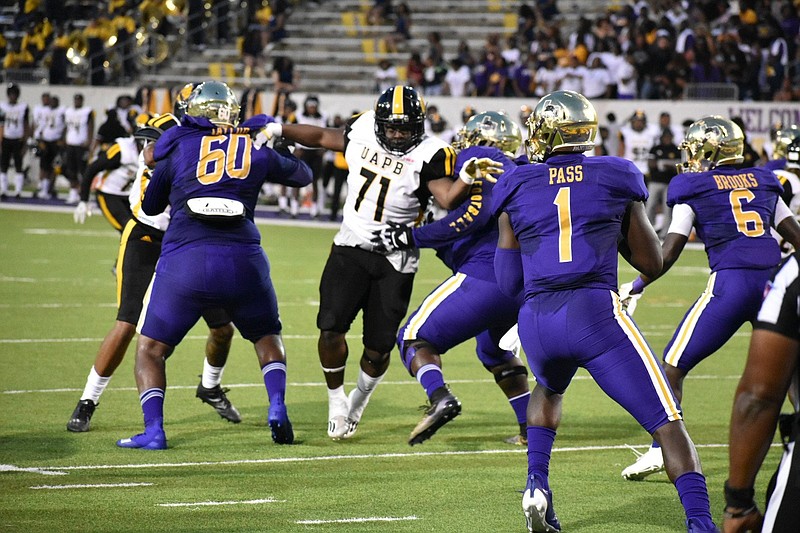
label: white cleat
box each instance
[327,415,351,440]
[327,392,352,440]
[621,445,665,481]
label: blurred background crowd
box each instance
[1,0,798,102]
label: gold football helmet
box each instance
[185,81,240,127]
[678,115,744,173]
[453,111,522,156]
[525,90,598,161]
[772,124,800,160]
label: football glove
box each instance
[498,323,521,357]
[73,201,91,224]
[618,281,643,316]
[253,122,283,150]
[459,157,505,185]
[370,221,415,253]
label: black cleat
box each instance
[408,385,462,446]
[196,383,242,423]
[67,399,97,432]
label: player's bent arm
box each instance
[774,197,800,250]
[413,190,492,248]
[427,176,471,210]
[141,164,172,215]
[268,150,313,188]
[619,200,663,279]
[280,124,345,152]
[494,212,524,298]
[80,148,120,202]
[727,328,798,491]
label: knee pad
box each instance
[488,362,528,384]
[362,349,389,370]
[399,339,436,375]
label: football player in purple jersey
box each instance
[371,111,531,446]
[493,91,717,533]
[116,81,312,450]
[619,116,800,482]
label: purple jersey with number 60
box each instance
[667,166,782,271]
[138,115,312,346]
[144,115,312,257]
[492,153,647,297]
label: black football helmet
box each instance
[786,135,800,170]
[172,82,198,120]
[374,85,426,155]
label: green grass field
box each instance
[0,207,785,532]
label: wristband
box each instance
[631,276,647,295]
[723,480,755,510]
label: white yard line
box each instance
[7,443,737,476]
[157,498,285,507]
[296,516,418,525]
[30,482,154,490]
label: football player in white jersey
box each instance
[73,130,140,232]
[618,110,658,177]
[772,128,800,255]
[62,93,95,204]
[256,85,503,440]
[36,95,65,199]
[67,114,240,432]
[0,83,31,198]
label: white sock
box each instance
[278,196,288,210]
[327,385,349,419]
[39,178,50,194]
[13,172,23,194]
[0,173,7,194]
[290,197,299,216]
[80,366,111,403]
[348,370,384,422]
[201,358,225,388]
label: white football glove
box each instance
[498,323,521,357]
[73,201,91,224]
[459,157,505,184]
[253,123,283,150]
[618,282,643,316]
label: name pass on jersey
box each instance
[186,197,245,220]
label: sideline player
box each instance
[117,81,312,449]
[255,85,499,440]
[372,111,530,446]
[618,116,800,481]
[67,113,241,432]
[0,83,31,198]
[493,90,717,533]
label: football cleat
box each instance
[505,425,528,446]
[328,393,351,441]
[522,475,561,533]
[621,445,665,481]
[116,426,167,450]
[268,402,294,445]
[408,385,462,446]
[66,399,97,432]
[196,382,242,423]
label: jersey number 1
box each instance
[554,187,573,263]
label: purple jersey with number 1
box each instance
[138,115,312,346]
[492,153,681,434]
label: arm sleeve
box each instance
[413,187,492,248]
[666,202,695,237]
[420,145,457,183]
[266,150,313,187]
[141,161,172,215]
[494,247,524,298]
[773,197,794,228]
[80,146,121,202]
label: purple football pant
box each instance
[519,288,682,434]
[663,268,772,372]
[398,273,521,369]
[139,244,282,346]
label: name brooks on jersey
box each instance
[712,172,758,190]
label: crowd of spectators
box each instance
[374,0,799,102]
[3,1,799,102]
